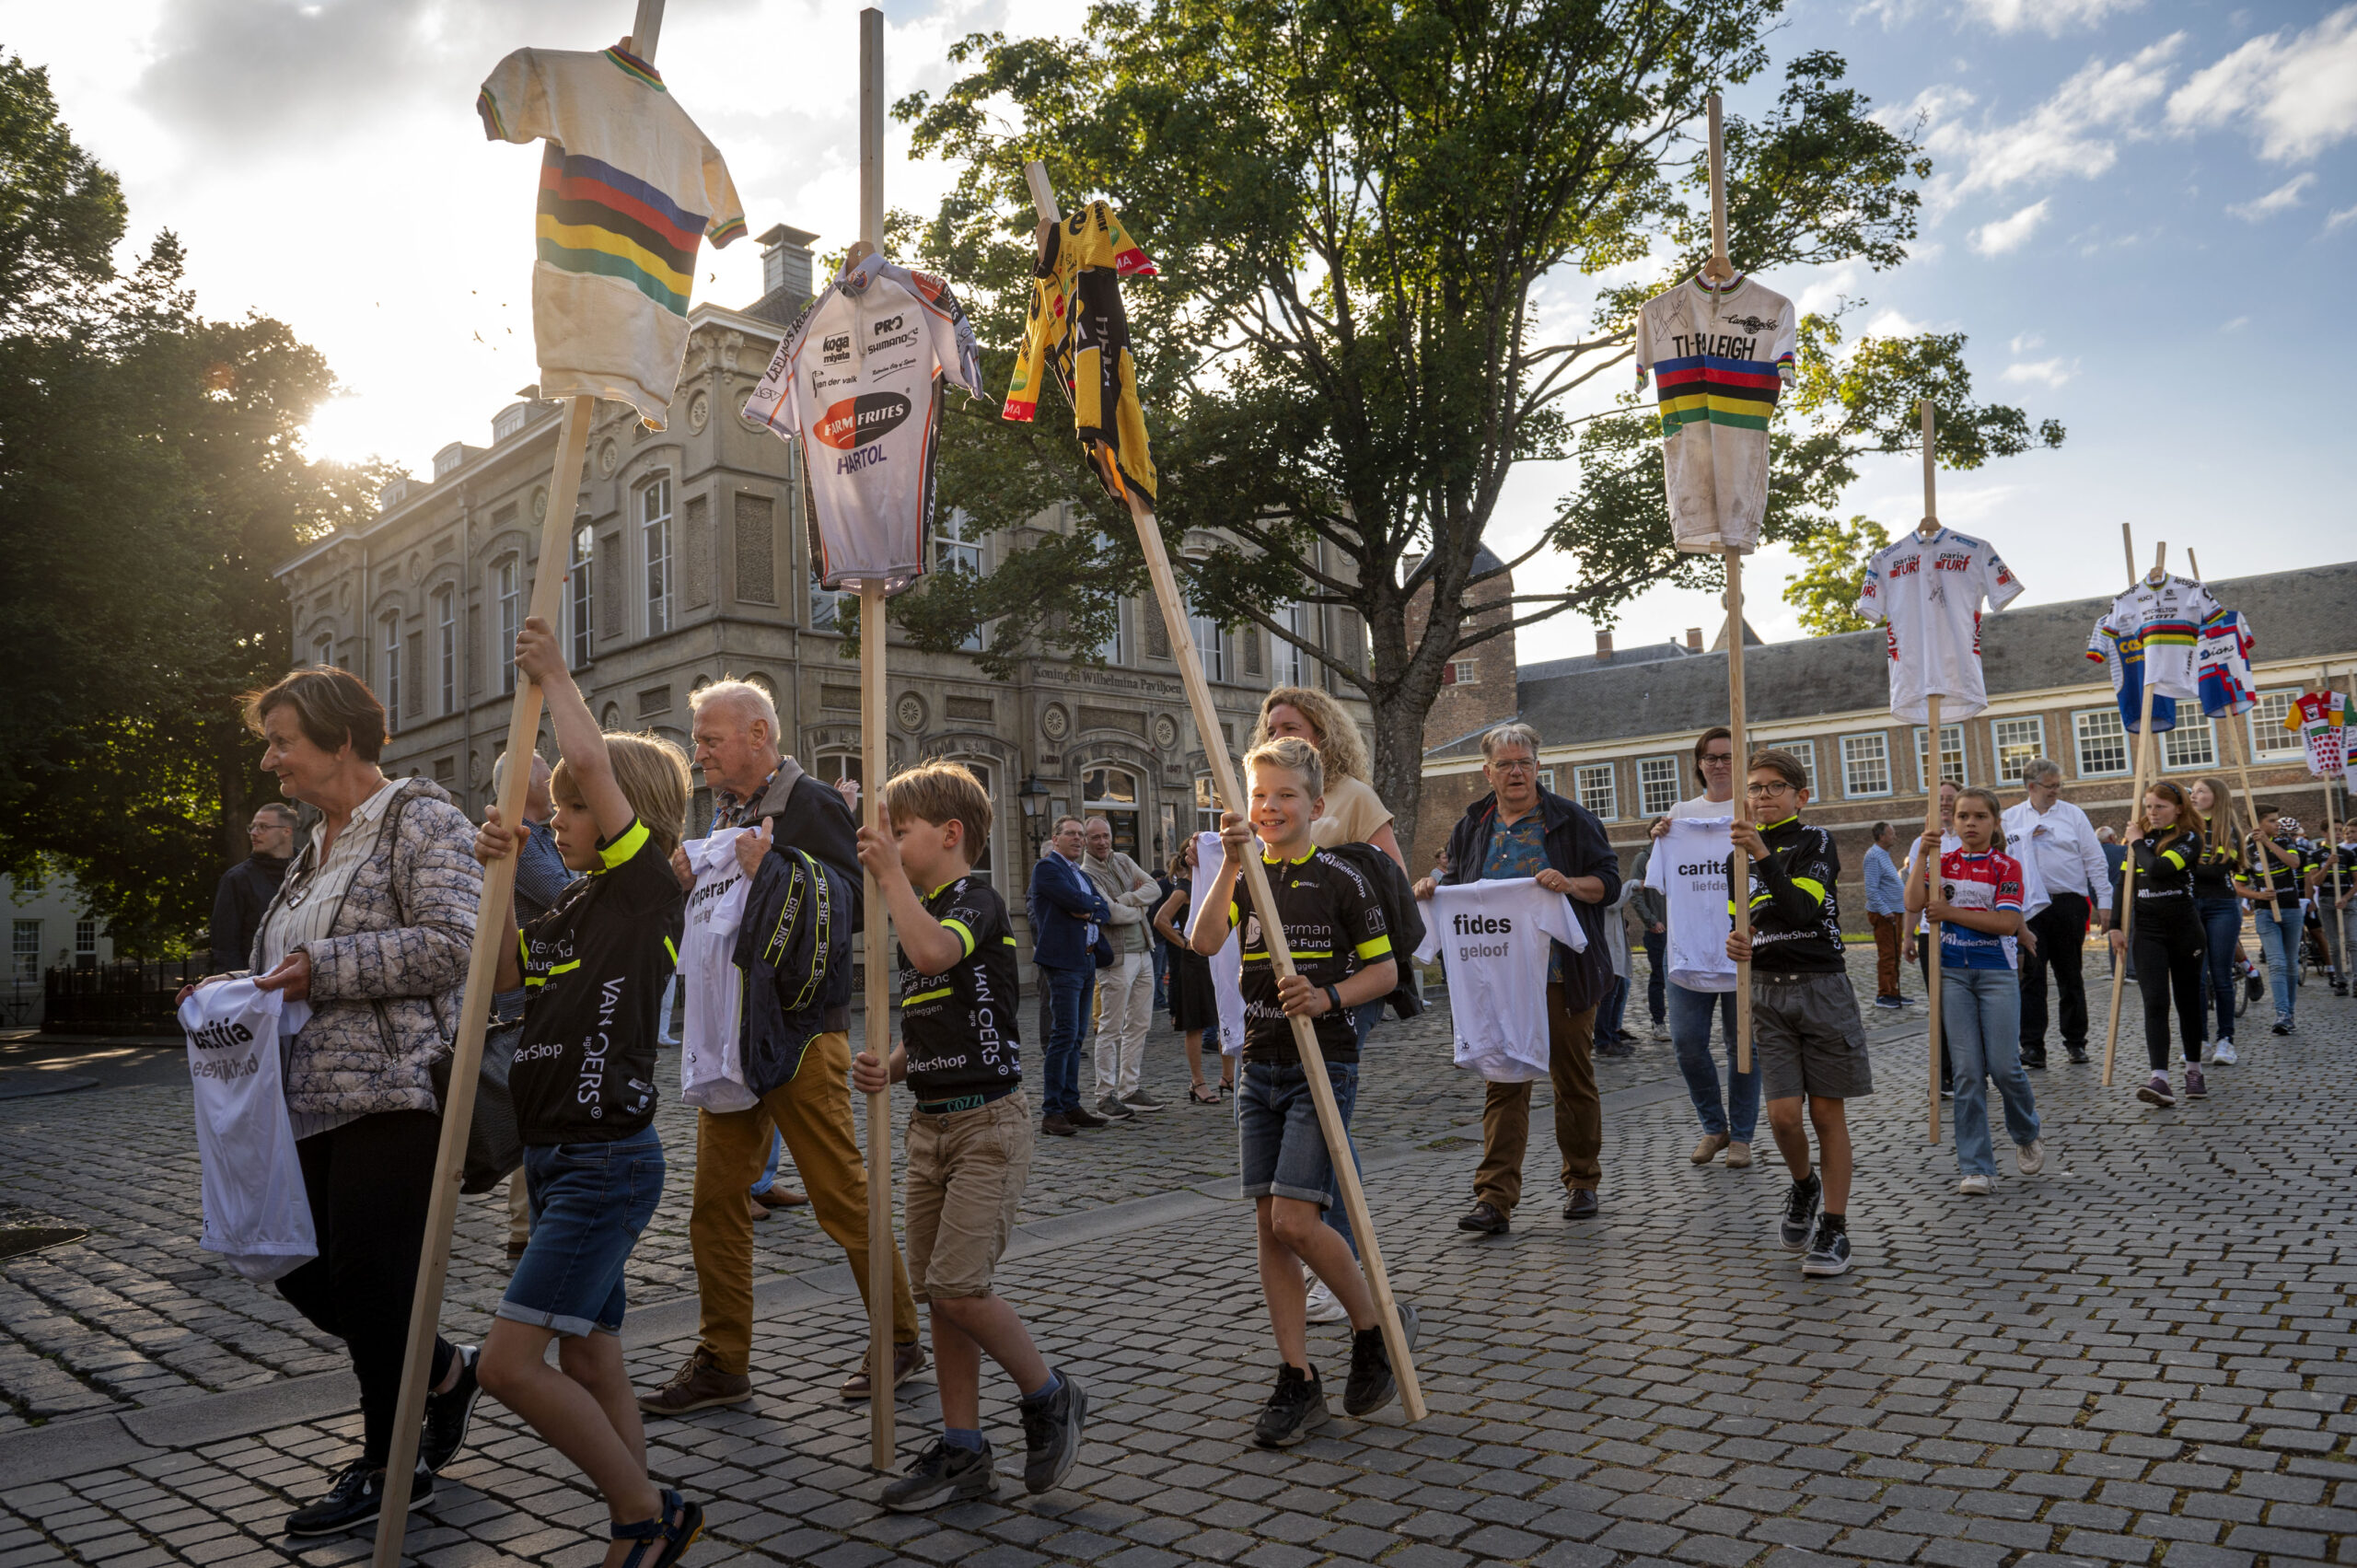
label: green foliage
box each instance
[1782,516,1889,636]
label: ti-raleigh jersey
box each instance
[2085,621,2179,734]
[1413,879,1585,1084]
[1736,817,1846,974]
[743,252,985,596]
[2195,610,2258,718]
[515,817,685,1146]
[1632,273,1797,555]
[2096,575,2222,702]
[476,42,746,427]
[1228,847,1392,1067]
[1935,849,2025,971]
[897,876,1022,1108]
[677,830,756,1113]
[2285,691,2351,779]
[1645,817,1737,993]
[1853,527,2025,724]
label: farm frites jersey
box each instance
[2086,621,2179,734]
[1935,849,2025,972]
[743,253,985,596]
[896,877,1022,1106]
[2095,575,2222,701]
[478,42,745,427]
[2287,691,2351,778]
[1633,274,1797,554]
[1853,527,2025,723]
[2196,609,2257,718]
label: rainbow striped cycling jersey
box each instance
[2091,575,2221,703]
[1633,273,1797,555]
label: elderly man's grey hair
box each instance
[1480,722,1542,762]
[2022,757,2063,787]
[690,679,781,742]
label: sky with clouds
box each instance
[8,0,2352,665]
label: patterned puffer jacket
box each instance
[249,777,482,1121]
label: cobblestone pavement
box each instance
[6,951,2352,1568]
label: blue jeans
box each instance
[503,1124,666,1338]
[2195,898,2242,1045]
[1940,969,2039,1178]
[750,1129,786,1196]
[2251,901,2301,1022]
[1317,1005,1385,1255]
[1669,981,1756,1141]
[1238,1058,1358,1204]
[1041,964,1095,1116]
[1595,975,1629,1048]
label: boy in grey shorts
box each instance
[1725,749,1869,1278]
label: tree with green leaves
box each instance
[890,0,2062,852]
[1782,515,1889,636]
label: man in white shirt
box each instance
[2000,759,2112,1067]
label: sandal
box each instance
[1219,1081,1235,1099]
[1189,1083,1221,1105]
[612,1489,703,1568]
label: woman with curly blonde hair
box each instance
[1250,687,1404,869]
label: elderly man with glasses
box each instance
[1417,723,1620,1234]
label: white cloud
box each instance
[1971,198,2050,253]
[2227,172,2316,221]
[2329,206,2357,233]
[1915,37,2183,215]
[2167,6,2357,161]
[2009,331,2045,353]
[1963,0,2145,36]
[2221,316,2250,331]
[2003,358,2077,389]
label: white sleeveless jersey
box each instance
[1413,879,1584,1083]
[678,830,759,1111]
[180,979,315,1283]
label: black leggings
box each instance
[2131,901,2205,1071]
[278,1109,456,1466]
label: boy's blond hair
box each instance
[1243,736,1325,802]
[552,732,693,859]
[880,761,993,860]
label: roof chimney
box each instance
[758,223,819,303]
[1685,626,1703,653]
[1595,630,1614,662]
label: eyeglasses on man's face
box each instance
[1488,756,1538,774]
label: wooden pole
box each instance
[1023,162,1424,1421]
[1701,92,1751,1073]
[2101,540,2165,1087]
[853,4,896,1474]
[374,13,658,1559]
[2316,665,2348,985]
[1918,401,1943,1144]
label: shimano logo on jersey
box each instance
[188,1018,256,1051]
[868,330,919,353]
[815,391,911,450]
[822,332,851,364]
[1452,912,1514,935]
[872,314,903,336]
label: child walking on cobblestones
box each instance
[1725,750,1870,1279]
[851,761,1087,1511]
[1192,738,1418,1446]
[471,616,702,1568]
[2109,781,2211,1109]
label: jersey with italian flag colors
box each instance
[1852,527,2025,723]
[2195,609,2257,717]
[1632,273,1797,554]
[2085,621,2179,734]
[2094,575,2221,701]
[2286,691,2350,777]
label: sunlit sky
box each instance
[10,0,2353,664]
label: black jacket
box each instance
[1440,787,1622,1011]
[210,854,289,974]
[735,845,854,1097]
[735,756,863,1031]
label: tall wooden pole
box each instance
[2315,665,2348,985]
[1701,91,1752,1074]
[370,6,666,1560]
[854,4,897,1475]
[2101,538,2165,1087]
[1917,401,1943,1144]
[1024,162,1424,1421]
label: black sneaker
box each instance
[1253,1363,1329,1447]
[1017,1369,1087,1494]
[1778,1172,1821,1251]
[1095,1094,1135,1121]
[2271,1019,2293,1036]
[284,1459,434,1537]
[420,1345,480,1473]
[879,1437,997,1512]
[1801,1218,1852,1277]
[1342,1302,1420,1417]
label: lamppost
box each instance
[1018,772,1051,860]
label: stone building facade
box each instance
[273,229,1371,952]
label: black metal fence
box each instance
[41,959,203,1037]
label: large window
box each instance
[2164,715,2216,772]
[641,475,673,635]
[1274,603,1312,688]
[1083,765,1143,861]
[380,612,401,733]
[314,633,334,668]
[1194,774,1221,836]
[1190,612,1226,682]
[946,757,999,885]
[1574,762,1618,820]
[2074,708,2128,776]
[1992,716,2045,783]
[569,523,595,668]
[1097,603,1126,667]
[75,919,97,958]
[2248,689,2302,758]
[12,920,38,981]
[936,511,985,652]
[496,556,520,695]
[1841,733,1891,798]
[1914,724,1966,791]
[434,588,456,714]
[1638,756,1683,817]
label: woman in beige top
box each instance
[1250,686,1405,869]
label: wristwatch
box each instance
[1324,983,1343,1016]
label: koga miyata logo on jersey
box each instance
[821,332,851,366]
[815,392,912,475]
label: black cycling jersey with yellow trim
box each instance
[2240,832,2307,900]
[2128,829,2200,902]
[1226,845,1391,1066]
[1732,816,1844,974]
[896,875,1021,1104]
[513,817,684,1145]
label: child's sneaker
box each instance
[1778,1171,1822,1250]
[1017,1371,1086,1496]
[880,1438,997,1512]
[1303,1270,1347,1324]
[2184,1063,2207,1099]
[2211,1038,2236,1064]
[1956,1174,1992,1196]
[1342,1302,1420,1417]
[1801,1218,1852,1277]
[1253,1363,1329,1447]
[2015,1139,2046,1175]
[2135,1072,2175,1108]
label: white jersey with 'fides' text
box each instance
[1853,527,2025,724]
[1413,879,1585,1083]
[1647,817,1738,993]
[180,979,316,1283]
[679,829,758,1111]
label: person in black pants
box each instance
[2107,781,2208,1109]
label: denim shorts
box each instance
[500,1123,664,1338]
[1237,1059,1358,1205]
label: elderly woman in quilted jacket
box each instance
[206,668,486,1534]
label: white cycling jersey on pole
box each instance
[1647,817,1738,993]
[2096,575,2221,701]
[1190,830,1247,1056]
[1413,879,1583,1083]
[1854,527,2025,723]
[678,829,758,1111]
[180,979,315,1283]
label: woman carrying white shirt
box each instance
[1646,726,1756,1167]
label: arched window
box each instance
[569,523,595,668]
[380,612,402,734]
[641,474,673,635]
[434,587,456,714]
[494,555,520,695]
[1083,765,1142,861]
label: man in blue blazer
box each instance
[1028,814,1113,1135]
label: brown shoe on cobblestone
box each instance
[758,1186,808,1209]
[636,1347,752,1416]
[840,1340,929,1400]
[1690,1132,1730,1166]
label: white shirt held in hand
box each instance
[1190,830,1247,1056]
[1414,878,1585,1083]
[679,829,759,1111]
[181,978,316,1283]
[1647,816,1738,993]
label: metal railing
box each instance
[41,959,203,1037]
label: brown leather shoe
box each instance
[1456,1201,1509,1235]
[1690,1132,1731,1166]
[1562,1189,1599,1219]
[636,1347,752,1416]
[1065,1105,1109,1129]
[754,1186,808,1211]
[840,1340,929,1401]
[1041,1113,1077,1137]
[747,1191,772,1222]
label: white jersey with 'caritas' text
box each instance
[1646,817,1737,993]
[1853,527,2025,724]
[678,829,758,1111]
[1413,879,1585,1083]
[180,979,316,1283]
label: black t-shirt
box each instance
[897,876,1022,1106]
[1228,847,1391,1066]
[2129,829,2201,905]
[513,818,685,1145]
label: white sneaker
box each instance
[1956,1174,1992,1195]
[1302,1272,1347,1324]
[2211,1038,2237,1064]
[2015,1140,2046,1176]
